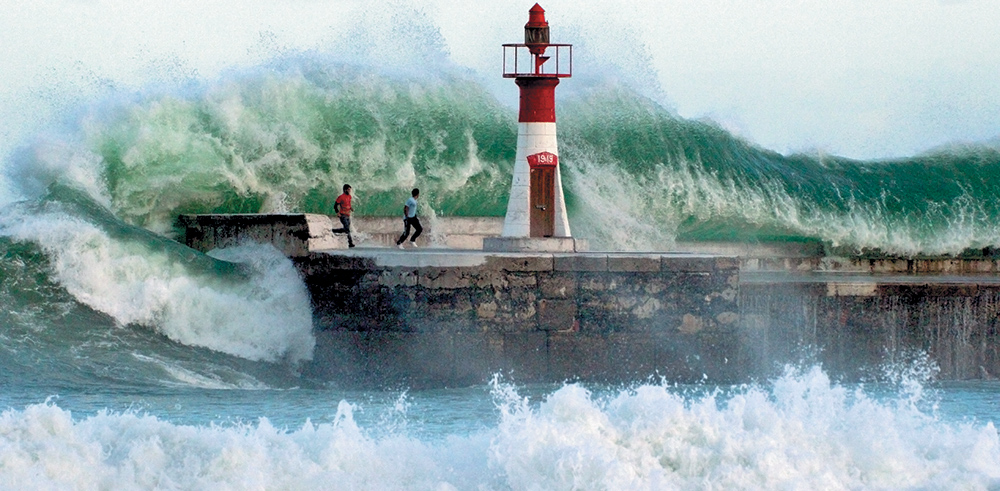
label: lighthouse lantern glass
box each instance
[524,25,549,45]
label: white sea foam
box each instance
[0,400,486,490]
[0,209,314,364]
[2,368,997,490]
[492,367,1000,489]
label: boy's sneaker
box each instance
[397,243,405,249]
[410,242,418,248]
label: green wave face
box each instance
[559,87,1000,254]
[86,64,517,236]
[54,64,1000,254]
[0,184,315,369]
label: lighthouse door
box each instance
[530,166,555,237]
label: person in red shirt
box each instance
[332,184,355,248]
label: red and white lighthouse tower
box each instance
[486,4,584,252]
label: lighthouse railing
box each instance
[502,44,572,78]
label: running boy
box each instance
[396,188,422,249]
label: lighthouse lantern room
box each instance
[487,4,585,253]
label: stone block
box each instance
[608,255,661,272]
[471,270,509,289]
[548,333,607,381]
[579,273,621,292]
[716,311,740,325]
[402,332,456,384]
[826,282,878,297]
[453,332,504,384]
[726,273,740,288]
[352,331,410,386]
[537,299,578,331]
[790,258,819,271]
[272,224,307,257]
[502,331,549,382]
[418,291,473,322]
[555,254,607,272]
[476,300,498,319]
[576,304,615,334]
[539,274,577,298]
[713,256,740,271]
[379,269,419,288]
[642,279,667,295]
[508,273,538,288]
[670,272,713,295]
[678,313,707,334]
[485,255,554,272]
[452,293,474,317]
[607,333,658,381]
[656,334,711,382]
[661,256,715,272]
[418,268,471,289]
[630,297,663,319]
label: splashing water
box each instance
[0,186,313,364]
[0,368,997,489]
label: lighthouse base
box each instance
[483,236,589,253]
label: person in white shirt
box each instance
[396,188,422,249]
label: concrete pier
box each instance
[179,214,1000,387]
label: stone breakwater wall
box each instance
[178,214,1000,385]
[741,276,1000,381]
[296,252,741,388]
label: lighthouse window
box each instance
[525,26,549,45]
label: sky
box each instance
[1,0,998,161]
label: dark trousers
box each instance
[332,215,354,246]
[397,217,422,244]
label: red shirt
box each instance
[335,193,352,217]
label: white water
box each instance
[1,368,998,490]
[0,207,314,364]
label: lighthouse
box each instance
[485,4,586,253]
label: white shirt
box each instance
[404,197,418,218]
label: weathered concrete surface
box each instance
[295,250,741,388]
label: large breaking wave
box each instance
[10,62,1000,254]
